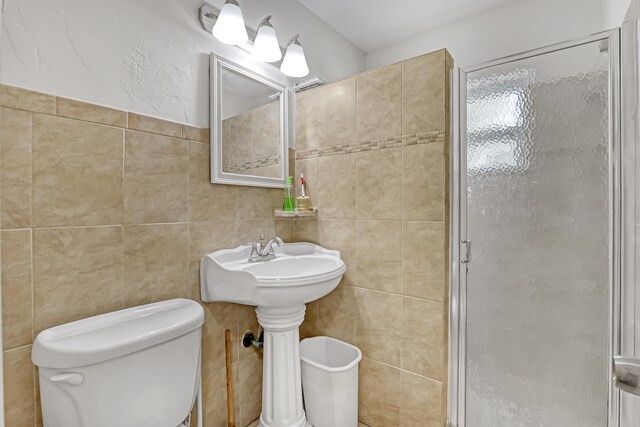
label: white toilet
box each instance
[32,298,205,427]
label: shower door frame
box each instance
[447,27,624,427]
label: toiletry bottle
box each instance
[283,176,296,211]
[297,173,312,211]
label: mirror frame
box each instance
[210,54,290,188]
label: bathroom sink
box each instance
[200,241,346,427]
[200,242,346,307]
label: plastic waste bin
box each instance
[300,336,362,427]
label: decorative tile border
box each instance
[295,130,445,160]
[224,155,281,173]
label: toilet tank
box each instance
[32,299,205,427]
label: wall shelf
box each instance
[274,208,318,218]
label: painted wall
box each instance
[0,0,365,128]
[603,0,633,28]
[366,0,605,69]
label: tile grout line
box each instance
[121,127,126,310]
[353,77,359,348]
[361,355,443,384]
[29,107,38,424]
[399,62,405,416]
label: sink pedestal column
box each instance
[256,304,310,427]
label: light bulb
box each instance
[280,35,309,78]
[252,16,282,63]
[212,0,248,45]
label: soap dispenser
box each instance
[283,176,296,211]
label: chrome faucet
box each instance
[244,235,283,263]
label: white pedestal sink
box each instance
[200,242,346,427]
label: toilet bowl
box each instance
[32,298,205,427]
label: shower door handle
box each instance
[613,356,640,396]
[461,240,471,264]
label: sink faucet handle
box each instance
[243,241,260,260]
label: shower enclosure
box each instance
[449,23,640,426]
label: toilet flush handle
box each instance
[50,372,84,386]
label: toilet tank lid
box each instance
[32,299,205,369]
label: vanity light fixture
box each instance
[280,35,309,78]
[198,4,313,79]
[252,16,282,63]
[211,0,248,46]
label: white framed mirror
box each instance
[210,54,290,188]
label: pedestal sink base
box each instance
[256,305,308,427]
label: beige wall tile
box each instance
[294,219,319,244]
[35,365,42,427]
[358,357,400,426]
[356,148,402,220]
[317,153,356,220]
[238,305,260,360]
[32,114,124,227]
[300,300,318,338]
[33,226,124,333]
[296,120,319,154]
[401,297,444,380]
[319,220,356,285]
[445,51,454,111]
[295,89,319,152]
[356,220,401,293]
[357,64,402,142]
[318,284,356,344]
[400,371,442,427]
[317,78,356,148]
[183,125,210,143]
[202,362,240,427]
[1,230,32,350]
[128,112,182,138]
[236,187,280,220]
[189,142,237,222]
[1,85,55,114]
[4,346,36,427]
[355,288,401,366]
[274,220,295,243]
[57,97,127,127]
[403,222,446,301]
[202,362,239,427]
[188,220,237,288]
[403,143,445,221]
[123,224,189,307]
[201,302,238,373]
[0,108,31,229]
[289,148,296,178]
[402,50,446,135]
[239,350,263,426]
[124,130,188,224]
[236,220,276,247]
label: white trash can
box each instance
[300,336,362,427]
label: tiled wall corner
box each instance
[294,49,453,427]
[0,86,280,427]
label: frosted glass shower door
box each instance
[458,34,618,427]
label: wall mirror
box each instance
[211,54,290,188]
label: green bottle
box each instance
[283,176,296,212]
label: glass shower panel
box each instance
[465,40,611,426]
